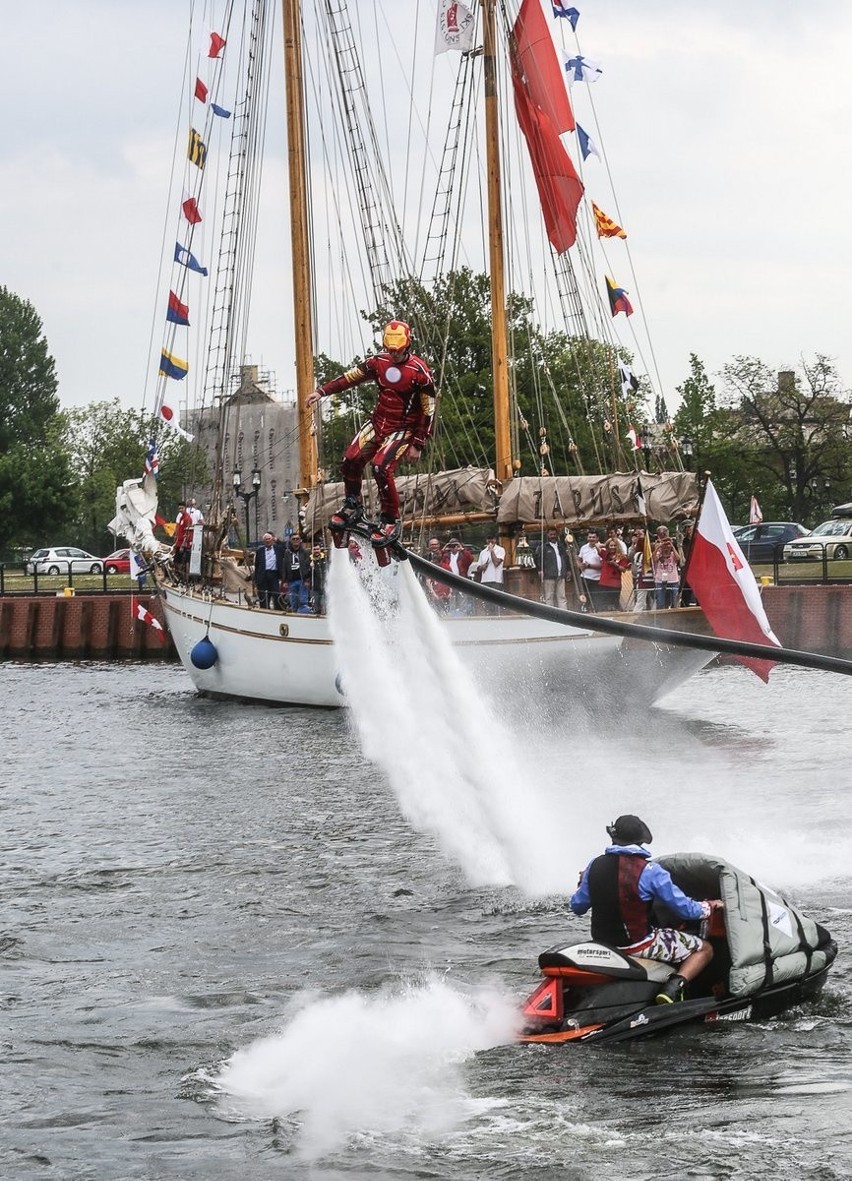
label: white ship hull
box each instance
[160,582,711,708]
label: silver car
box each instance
[783,519,852,562]
[25,547,104,575]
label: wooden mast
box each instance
[282,0,318,489]
[482,0,512,490]
[482,0,514,554]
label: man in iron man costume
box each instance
[305,320,435,543]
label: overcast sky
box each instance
[3,0,852,416]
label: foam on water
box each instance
[215,976,519,1161]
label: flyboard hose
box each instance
[403,549,852,678]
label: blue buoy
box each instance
[190,635,218,669]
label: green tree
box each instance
[62,401,198,552]
[0,287,76,552]
[719,355,851,524]
[318,268,646,478]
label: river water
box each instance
[2,583,850,1180]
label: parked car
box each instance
[783,519,852,561]
[25,547,104,575]
[732,522,809,563]
[103,548,131,575]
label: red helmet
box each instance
[383,320,411,351]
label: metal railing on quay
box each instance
[759,542,852,587]
[0,562,147,597]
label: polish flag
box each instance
[686,479,780,681]
[136,603,164,631]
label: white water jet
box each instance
[215,976,519,1161]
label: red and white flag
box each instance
[136,603,163,632]
[749,495,763,524]
[687,479,780,681]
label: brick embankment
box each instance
[0,595,177,661]
[761,586,852,658]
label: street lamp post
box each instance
[680,436,694,470]
[233,468,262,547]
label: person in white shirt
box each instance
[188,498,204,525]
[577,529,603,610]
[475,534,505,585]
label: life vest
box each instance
[586,852,652,947]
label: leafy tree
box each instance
[0,287,76,553]
[315,268,647,479]
[62,401,198,552]
[719,355,851,524]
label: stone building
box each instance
[187,365,300,542]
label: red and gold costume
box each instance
[315,331,435,521]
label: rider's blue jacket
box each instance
[570,843,708,922]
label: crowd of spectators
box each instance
[239,520,697,616]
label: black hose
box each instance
[404,549,852,678]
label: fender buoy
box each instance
[190,635,218,669]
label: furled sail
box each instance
[304,466,500,524]
[497,472,699,527]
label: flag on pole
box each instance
[194,78,208,102]
[435,0,475,54]
[158,392,194,441]
[592,201,627,239]
[208,31,226,58]
[552,4,580,29]
[159,349,189,380]
[605,275,633,317]
[576,124,600,161]
[174,242,208,275]
[618,360,640,397]
[136,602,164,631]
[561,52,602,84]
[211,102,232,118]
[143,439,160,479]
[182,193,202,224]
[749,496,763,524]
[188,128,207,168]
[166,291,190,326]
[686,479,781,681]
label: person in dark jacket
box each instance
[283,533,312,613]
[534,527,569,609]
[253,532,285,609]
[570,815,724,1004]
[310,543,327,615]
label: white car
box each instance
[783,519,852,562]
[25,547,104,575]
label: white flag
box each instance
[749,495,763,525]
[136,602,163,631]
[129,550,148,582]
[435,0,475,55]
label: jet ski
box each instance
[518,853,837,1045]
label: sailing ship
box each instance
[112,0,713,707]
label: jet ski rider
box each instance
[569,815,725,1004]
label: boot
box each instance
[370,515,400,547]
[329,496,363,531]
[655,973,686,1005]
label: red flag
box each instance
[182,194,202,225]
[194,77,208,102]
[136,603,164,632]
[511,70,583,254]
[166,291,190,326]
[208,31,226,58]
[686,479,781,681]
[512,0,575,133]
